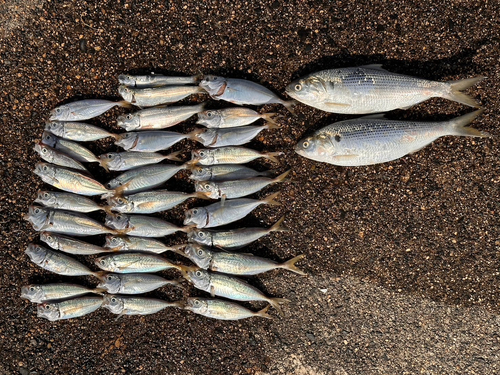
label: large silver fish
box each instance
[21,283,104,303]
[193,123,278,148]
[189,164,271,182]
[35,191,104,213]
[97,273,180,294]
[197,108,278,128]
[50,99,130,121]
[45,121,117,141]
[184,244,306,276]
[286,65,485,114]
[192,146,282,165]
[37,296,103,321]
[104,235,184,254]
[295,109,489,166]
[114,130,197,152]
[184,298,272,320]
[34,141,88,172]
[102,295,180,317]
[119,74,200,88]
[41,131,99,163]
[117,103,205,131]
[25,206,118,236]
[95,253,180,273]
[187,216,285,249]
[199,75,295,112]
[105,212,189,237]
[40,232,115,255]
[25,244,102,277]
[184,192,280,228]
[98,151,180,171]
[118,85,203,107]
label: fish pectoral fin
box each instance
[324,102,351,108]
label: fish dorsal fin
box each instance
[358,113,387,119]
[359,64,386,71]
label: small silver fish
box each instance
[192,147,282,165]
[105,163,188,194]
[187,216,285,249]
[102,295,180,317]
[24,205,117,236]
[286,65,485,114]
[181,267,289,316]
[104,235,184,254]
[189,164,271,182]
[184,298,272,320]
[295,109,489,166]
[37,296,103,321]
[34,141,88,172]
[119,74,200,88]
[197,108,278,128]
[95,253,180,273]
[105,212,189,237]
[40,231,115,255]
[33,163,110,196]
[35,191,104,213]
[194,123,278,148]
[118,85,204,107]
[97,273,180,294]
[184,244,306,276]
[45,121,117,141]
[41,131,99,163]
[195,170,290,199]
[50,99,130,121]
[199,75,295,112]
[25,244,101,277]
[114,130,198,153]
[98,151,181,171]
[21,283,104,303]
[116,103,205,131]
[183,192,280,228]
[106,190,208,214]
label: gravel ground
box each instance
[1,1,499,374]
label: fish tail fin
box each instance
[170,244,189,256]
[187,128,205,140]
[113,133,126,142]
[444,76,486,107]
[164,150,184,162]
[268,297,290,317]
[261,112,279,126]
[101,205,115,215]
[118,100,133,109]
[272,169,291,184]
[184,158,200,169]
[255,305,274,320]
[112,181,132,197]
[264,151,283,164]
[195,191,212,200]
[93,271,107,279]
[180,224,197,233]
[167,278,186,290]
[264,120,280,130]
[283,100,298,114]
[109,133,120,140]
[269,215,288,233]
[92,287,107,295]
[98,158,110,172]
[447,109,491,138]
[263,192,280,206]
[280,254,307,276]
[195,102,206,112]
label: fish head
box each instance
[186,228,212,246]
[116,113,140,131]
[24,205,49,231]
[97,274,122,294]
[191,149,214,165]
[49,104,71,121]
[183,244,213,269]
[99,152,122,171]
[44,121,65,137]
[21,285,45,303]
[118,85,134,103]
[187,268,211,290]
[102,295,125,315]
[183,207,208,228]
[199,75,227,96]
[25,243,48,266]
[104,235,127,250]
[33,162,56,183]
[295,134,333,161]
[35,190,57,206]
[189,166,212,181]
[106,195,132,213]
[286,76,327,104]
[185,297,209,314]
[194,181,218,199]
[104,213,129,231]
[114,132,138,151]
[196,110,223,127]
[37,303,61,321]
[95,255,116,272]
[104,176,122,191]
[33,141,54,162]
[41,131,57,147]
[193,129,216,147]
[39,231,59,249]
[118,74,136,87]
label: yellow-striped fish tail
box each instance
[280,254,307,276]
[273,169,291,184]
[444,76,486,108]
[268,297,290,317]
[255,305,273,320]
[263,151,283,164]
[263,192,281,206]
[269,215,288,233]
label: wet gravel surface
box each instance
[1,1,499,374]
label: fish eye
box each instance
[126,114,133,120]
[195,271,203,277]
[34,208,40,214]
[45,305,51,310]
[43,192,50,198]
[198,151,205,157]
[302,141,310,148]
[198,232,205,238]
[194,300,201,306]
[41,148,48,153]
[116,215,123,220]
[207,112,213,117]
[197,250,204,256]
[56,108,62,113]
[195,167,203,173]
[46,235,53,241]
[192,209,198,215]
[29,286,35,291]
[295,84,302,91]
[117,198,124,204]
[204,184,211,190]
[106,183,112,188]
[100,259,106,265]
[43,166,48,171]
[111,297,117,303]
[107,276,113,281]
[213,77,217,81]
